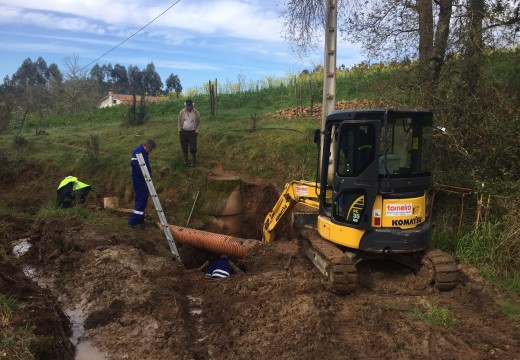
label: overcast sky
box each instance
[0,1,364,91]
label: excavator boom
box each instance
[262,180,321,242]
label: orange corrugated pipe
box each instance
[166,224,261,258]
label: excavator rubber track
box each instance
[300,229,358,295]
[420,248,459,291]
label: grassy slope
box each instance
[0,111,319,227]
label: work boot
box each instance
[183,152,190,166]
[190,153,196,167]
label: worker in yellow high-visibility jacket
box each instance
[56,176,92,208]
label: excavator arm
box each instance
[262,180,321,242]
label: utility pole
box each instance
[321,0,338,176]
[322,0,337,129]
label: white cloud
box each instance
[0,1,365,89]
[0,1,285,43]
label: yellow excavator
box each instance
[262,109,458,294]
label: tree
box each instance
[90,64,103,83]
[11,57,49,88]
[281,0,329,57]
[9,57,58,131]
[456,0,519,95]
[59,54,100,113]
[142,63,163,96]
[165,74,182,97]
[281,0,519,100]
[127,65,144,96]
[0,76,16,132]
[111,64,128,94]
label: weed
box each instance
[0,293,17,319]
[494,296,520,319]
[85,134,100,163]
[0,324,36,360]
[125,95,148,125]
[13,135,29,147]
[413,300,455,327]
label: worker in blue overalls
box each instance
[128,139,156,229]
[206,255,235,278]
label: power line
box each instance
[81,0,181,72]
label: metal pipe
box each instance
[167,224,261,258]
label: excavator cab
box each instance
[316,109,434,252]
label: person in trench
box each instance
[56,176,92,208]
[205,255,235,278]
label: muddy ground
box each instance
[2,177,520,360]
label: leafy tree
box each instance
[101,64,113,91]
[142,63,163,96]
[47,63,63,85]
[281,0,519,100]
[11,57,49,88]
[111,64,129,94]
[7,57,60,131]
[165,74,182,97]
[0,76,16,132]
[128,65,144,96]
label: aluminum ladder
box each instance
[136,153,182,264]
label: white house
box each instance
[98,90,163,108]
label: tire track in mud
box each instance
[328,294,439,359]
[328,282,519,360]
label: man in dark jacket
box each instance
[128,139,156,229]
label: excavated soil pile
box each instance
[2,182,520,359]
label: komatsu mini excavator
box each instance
[262,109,458,294]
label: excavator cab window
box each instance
[379,116,432,176]
[332,123,377,225]
[336,124,375,177]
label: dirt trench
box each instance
[3,180,520,360]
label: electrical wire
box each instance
[80,0,181,72]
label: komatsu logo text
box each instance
[391,217,422,226]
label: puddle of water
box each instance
[76,342,106,360]
[23,266,36,279]
[13,238,106,360]
[12,238,31,257]
[65,306,107,360]
[22,266,54,289]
